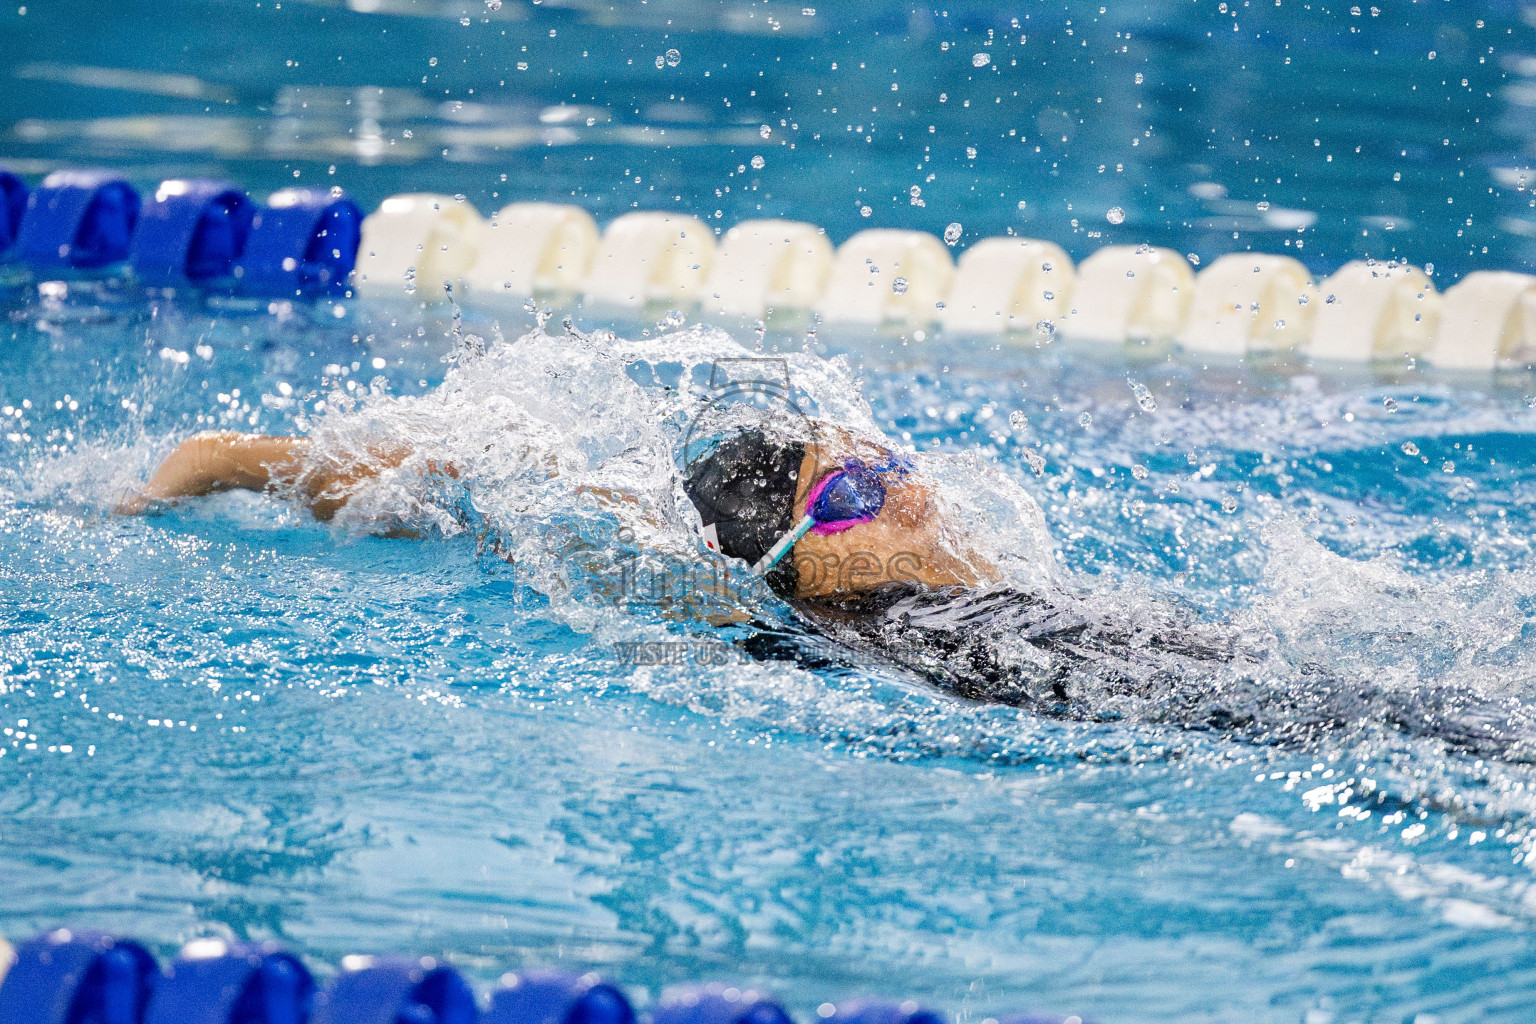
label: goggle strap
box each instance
[752,515,816,576]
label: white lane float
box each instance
[1059,245,1194,343]
[705,219,833,317]
[464,202,599,299]
[818,229,954,325]
[354,193,484,299]
[939,237,1073,336]
[1181,253,1315,356]
[1303,259,1439,362]
[1424,270,1536,371]
[583,211,715,307]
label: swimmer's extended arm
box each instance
[118,431,421,519]
[121,432,308,510]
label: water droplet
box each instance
[760,124,773,139]
[1186,253,1200,266]
[586,117,596,126]
[1131,464,1149,480]
[1022,448,1046,475]
[909,185,922,198]
[1036,319,1056,336]
[972,52,991,67]
[1127,378,1157,412]
[1401,441,1420,456]
[966,146,978,160]
[1042,261,1053,272]
[802,7,816,15]
[750,154,765,169]
[1221,496,1239,514]
[485,0,501,8]
[1383,397,1398,413]
[429,57,439,66]
[1298,294,1310,306]
[523,298,537,314]
[892,276,909,294]
[1106,206,1126,225]
[860,205,872,218]
[460,15,470,24]
[1442,461,1456,474]
[1043,290,1055,301]
[1257,200,1271,211]
[1078,412,1093,428]
[655,55,666,69]
[658,309,686,330]
[1130,499,1146,516]
[665,48,681,66]
[1273,319,1286,329]
[1008,410,1029,430]
[1525,395,1536,408]
[1134,72,1144,84]
[943,222,963,245]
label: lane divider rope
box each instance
[0,167,1530,370]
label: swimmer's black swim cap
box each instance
[684,429,804,596]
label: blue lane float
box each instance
[826,1001,945,1024]
[0,170,27,254]
[311,956,478,1024]
[12,169,140,270]
[484,971,635,1024]
[235,188,362,298]
[651,984,793,1024]
[129,179,254,287]
[0,928,159,1024]
[0,931,1099,1024]
[142,939,314,1024]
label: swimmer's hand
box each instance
[112,488,157,516]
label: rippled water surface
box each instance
[7,3,1536,1023]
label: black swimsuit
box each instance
[784,582,1247,718]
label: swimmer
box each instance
[121,418,1535,756]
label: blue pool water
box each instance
[6,3,1536,1022]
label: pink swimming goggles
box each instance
[752,455,912,575]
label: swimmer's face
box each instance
[788,429,998,598]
